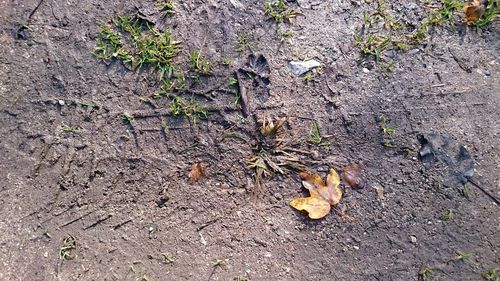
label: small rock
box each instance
[58,100,65,106]
[273,192,283,201]
[148,223,157,233]
[410,235,417,244]
[362,67,370,74]
[229,0,244,9]
[408,49,420,55]
[288,60,322,76]
[199,232,207,245]
[296,0,311,9]
[484,69,491,76]
[373,184,385,200]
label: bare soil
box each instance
[0,0,499,280]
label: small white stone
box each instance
[58,100,65,106]
[410,235,417,244]
[289,60,322,76]
[362,68,370,74]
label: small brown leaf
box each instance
[342,164,365,189]
[464,0,487,24]
[188,162,205,183]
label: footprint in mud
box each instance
[418,133,475,195]
[237,54,271,106]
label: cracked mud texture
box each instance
[1,0,499,280]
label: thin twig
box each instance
[334,206,355,223]
[468,179,499,205]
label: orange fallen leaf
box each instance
[290,168,342,219]
[342,163,365,189]
[464,0,487,24]
[188,162,205,183]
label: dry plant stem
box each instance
[235,70,250,117]
[334,206,355,223]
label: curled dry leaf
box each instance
[342,163,365,189]
[188,162,205,183]
[464,0,487,24]
[290,168,342,219]
[261,117,286,136]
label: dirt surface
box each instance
[1,0,499,280]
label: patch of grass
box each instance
[264,0,298,23]
[483,268,500,281]
[303,73,315,83]
[77,101,97,109]
[62,125,81,133]
[410,20,429,44]
[222,56,232,66]
[354,34,391,61]
[380,115,396,136]
[59,235,77,260]
[236,31,254,52]
[228,77,238,87]
[279,30,294,40]
[309,121,331,146]
[9,96,19,104]
[188,49,213,74]
[380,115,396,147]
[453,251,477,267]
[228,76,240,104]
[139,97,151,104]
[462,183,470,198]
[375,0,405,30]
[473,1,500,27]
[363,11,373,27]
[382,61,395,73]
[122,113,134,124]
[94,25,133,63]
[428,0,464,25]
[95,15,181,80]
[169,96,208,123]
[418,266,437,280]
[441,209,453,220]
[393,38,411,51]
[157,0,175,14]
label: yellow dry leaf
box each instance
[290,168,342,219]
[464,0,486,24]
[261,117,286,136]
[290,197,331,219]
[188,162,205,183]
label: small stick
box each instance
[83,214,112,230]
[334,206,355,223]
[235,70,250,118]
[59,210,94,228]
[468,179,499,205]
[28,0,46,21]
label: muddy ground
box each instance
[0,0,499,280]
